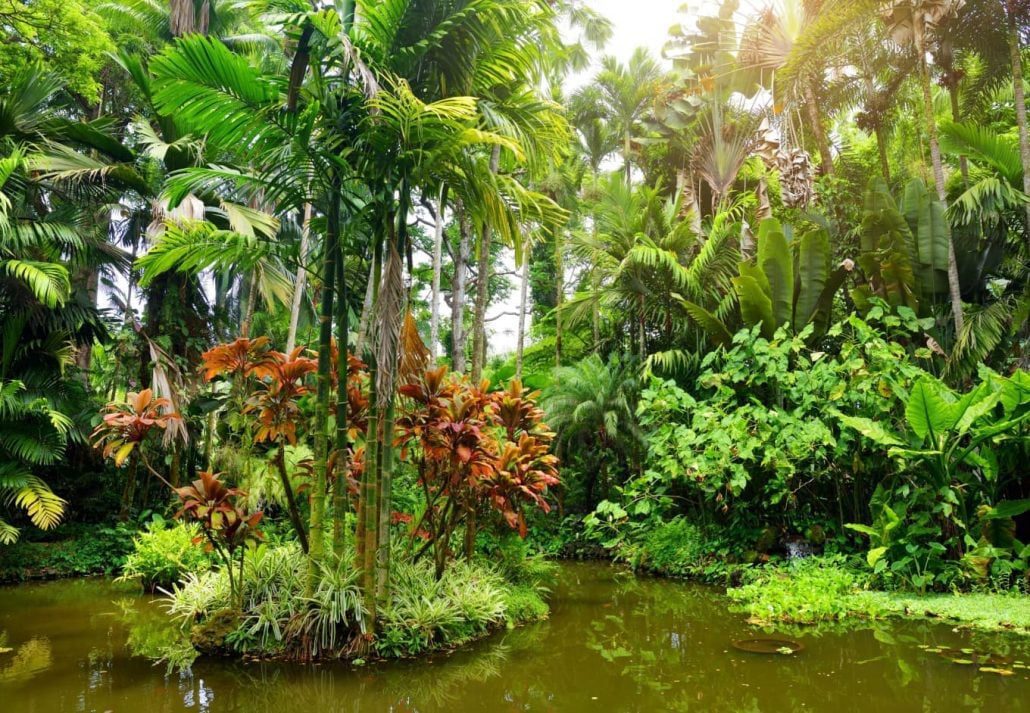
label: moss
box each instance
[861,591,1030,633]
[189,608,240,654]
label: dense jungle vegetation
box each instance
[0,0,1029,668]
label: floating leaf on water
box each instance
[949,658,974,665]
[732,638,804,655]
[978,667,1014,676]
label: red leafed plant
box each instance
[92,388,182,520]
[396,368,560,576]
[174,470,264,603]
[199,336,278,382]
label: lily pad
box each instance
[732,638,805,655]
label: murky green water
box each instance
[1,562,1028,711]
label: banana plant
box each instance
[680,217,849,343]
[852,177,951,313]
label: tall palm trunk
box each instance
[803,78,834,176]
[555,229,564,369]
[452,204,471,372]
[429,185,447,359]
[306,184,339,595]
[471,146,501,382]
[515,240,530,379]
[332,242,350,557]
[623,130,632,186]
[240,269,258,337]
[916,34,964,333]
[286,203,312,353]
[1006,4,1030,242]
[355,259,375,355]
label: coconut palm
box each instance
[595,49,664,186]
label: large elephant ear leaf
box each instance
[732,274,775,339]
[905,377,956,442]
[795,227,831,329]
[756,218,793,329]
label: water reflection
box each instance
[0,564,1028,712]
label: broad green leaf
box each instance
[833,412,904,447]
[733,274,775,338]
[867,546,888,568]
[795,227,830,328]
[757,219,793,329]
[677,297,733,347]
[905,377,954,441]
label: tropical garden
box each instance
[0,0,1029,707]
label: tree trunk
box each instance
[452,204,471,372]
[332,242,350,558]
[804,78,834,176]
[286,203,312,353]
[917,37,965,334]
[1007,6,1030,243]
[355,258,376,355]
[471,146,501,382]
[306,183,339,595]
[874,123,891,182]
[555,230,564,369]
[119,452,139,522]
[624,129,632,186]
[277,443,309,553]
[515,240,530,380]
[429,186,446,360]
[240,269,258,338]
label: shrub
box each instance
[630,518,708,576]
[120,520,211,592]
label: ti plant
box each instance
[174,471,264,606]
[92,389,182,521]
[680,218,850,344]
[396,368,560,577]
[836,369,1030,589]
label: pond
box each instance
[1,562,1027,712]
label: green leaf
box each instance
[676,297,733,347]
[867,546,888,568]
[756,218,793,329]
[832,412,904,447]
[905,377,954,442]
[795,227,830,329]
[733,274,776,339]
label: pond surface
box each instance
[1,562,1028,712]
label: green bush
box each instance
[0,522,134,582]
[120,520,212,592]
[629,518,708,576]
[500,584,549,623]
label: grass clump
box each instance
[159,544,550,664]
[862,590,1030,633]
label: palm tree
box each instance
[883,0,967,332]
[541,354,642,508]
[595,49,664,186]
